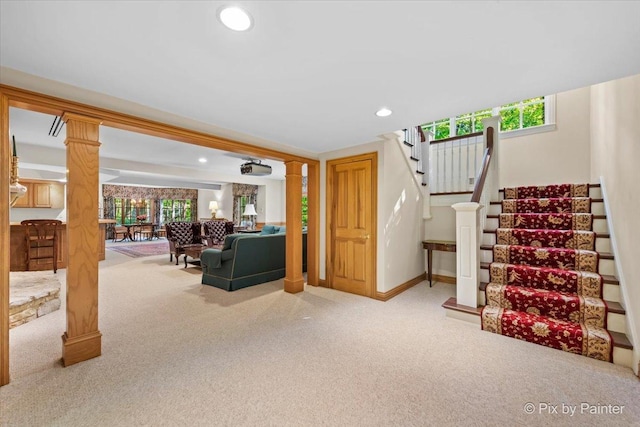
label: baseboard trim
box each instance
[375,272,426,301]
[433,274,456,285]
[317,279,328,288]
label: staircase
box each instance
[472,183,632,366]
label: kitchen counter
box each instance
[10,219,116,272]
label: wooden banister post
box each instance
[452,202,482,308]
[481,115,502,195]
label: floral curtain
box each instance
[102,184,199,225]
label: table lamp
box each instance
[242,203,257,230]
[209,201,219,219]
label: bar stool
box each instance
[21,219,62,273]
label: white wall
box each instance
[382,138,425,292]
[426,86,594,277]
[263,180,285,224]
[499,88,592,188]
[590,73,640,375]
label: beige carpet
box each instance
[1,249,638,426]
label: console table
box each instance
[422,240,456,287]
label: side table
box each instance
[182,244,207,268]
[422,240,456,287]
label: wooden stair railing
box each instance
[471,126,494,203]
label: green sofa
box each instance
[200,228,307,291]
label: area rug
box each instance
[107,242,170,258]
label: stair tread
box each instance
[479,282,624,314]
[482,230,610,240]
[443,298,631,349]
[479,262,619,285]
[610,331,633,349]
[499,183,601,193]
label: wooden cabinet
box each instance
[11,180,64,208]
[33,183,51,207]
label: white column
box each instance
[452,202,482,307]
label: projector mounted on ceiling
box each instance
[240,160,272,176]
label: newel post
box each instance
[452,202,482,307]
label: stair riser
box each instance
[613,347,633,368]
[593,219,608,233]
[591,202,605,216]
[589,187,602,199]
[608,313,626,334]
[604,285,620,304]
[595,237,611,253]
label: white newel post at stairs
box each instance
[452,202,482,307]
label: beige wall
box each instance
[590,73,640,375]
[499,88,592,188]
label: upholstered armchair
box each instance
[202,220,234,247]
[165,222,202,264]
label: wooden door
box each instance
[327,153,376,297]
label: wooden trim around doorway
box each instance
[325,152,377,298]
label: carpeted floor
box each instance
[2,249,638,426]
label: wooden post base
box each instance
[284,278,305,294]
[61,330,102,367]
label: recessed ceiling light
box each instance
[198,157,207,163]
[218,6,253,31]
[375,108,392,117]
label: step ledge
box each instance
[478,282,624,314]
[444,297,632,349]
[479,263,619,285]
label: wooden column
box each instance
[1,94,10,386]
[284,160,304,293]
[306,161,319,286]
[61,112,102,367]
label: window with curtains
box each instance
[161,199,192,223]
[114,198,151,225]
[234,195,258,226]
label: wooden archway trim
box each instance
[0,84,315,164]
[0,84,320,386]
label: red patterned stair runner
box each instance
[496,229,595,250]
[481,183,613,362]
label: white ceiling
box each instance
[2,1,640,186]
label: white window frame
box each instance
[423,95,556,140]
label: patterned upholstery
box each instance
[203,220,227,245]
[165,222,202,264]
